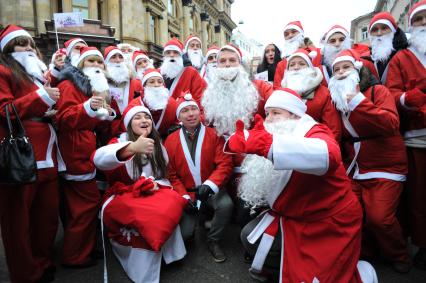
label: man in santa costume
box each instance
[200,45,220,84]
[227,89,377,283]
[385,0,426,270]
[329,49,411,273]
[164,94,233,262]
[117,42,138,69]
[281,48,341,140]
[64,37,87,67]
[132,50,154,83]
[273,21,322,89]
[160,38,206,108]
[182,35,204,72]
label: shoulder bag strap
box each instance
[10,103,27,138]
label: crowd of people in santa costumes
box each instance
[1,1,426,282]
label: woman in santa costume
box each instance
[0,25,64,283]
[385,0,426,269]
[92,104,186,283]
[132,50,153,83]
[55,46,116,268]
[328,49,411,273]
[227,89,377,283]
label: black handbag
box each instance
[0,103,37,184]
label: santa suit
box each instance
[243,115,364,282]
[92,134,186,283]
[0,65,64,283]
[165,66,206,105]
[339,84,409,262]
[385,47,426,248]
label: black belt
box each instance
[343,135,379,143]
[29,117,52,123]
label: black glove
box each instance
[185,199,198,215]
[196,184,214,202]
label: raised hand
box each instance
[128,135,155,155]
[245,114,273,157]
[227,120,247,153]
[44,80,60,102]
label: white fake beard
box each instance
[283,33,304,58]
[82,67,110,93]
[188,49,203,69]
[70,52,80,67]
[143,87,169,110]
[107,62,130,84]
[328,70,360,113]
[135,68,146,81]
[202,65,259,136]
[11,51,47,83]
[264,118,299,136]
[323,38,352,68]
[282,68,321,94]
[123,53,133,65]
[409,26,426,55]
[370,32,395,63]
[205,62,217,79]
[160,56,184,79]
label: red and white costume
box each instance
[167,66,206,105]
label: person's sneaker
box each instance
[392,260,412,273]
[248,267,269,283]
[414,248,426,270]
[207,241,226,263]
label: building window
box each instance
[150,15,158,43]
[168,0,175,16]
[361,27,368,40]
[72,0,89,18]
[189,17,194,30]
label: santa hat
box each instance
[369,12,397,33]
[64,38,87,55]
[132,50,150,70]
[219,44,242,61]
[122,104,152,129]
[0,25,32,51]
[409,0,426,27]
[286,48,317,69]
[176,93,199,119]
[184,35,202,52]
[324,25,349,43]
[283,21,304,35]
[141,68,162,86]
[332,49,363,72]
[264,88,307,117]
[163,38,183,55]
[206,45,220,59]
[117,43,136,52]
[103,46,124,64]
[75,46,103,67]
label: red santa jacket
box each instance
[385,48,426,137]
[168,66,207,106]
[340,84,407,181]
[109,78,143,115]
[164,125,233,201]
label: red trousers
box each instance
[61,179,100,265]
[0,168,59,283]
[352,178,409,263]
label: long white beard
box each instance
[70,52,80,67]
[107,62,130,84]
[82,67,110,93]
[202,66,260,136]
[123,53,133,65]
[11,51,47,83]
[143,87,169,110]
[409,26,426,55]
[135,68,146,81]
[205,62,217,80]
[160,56,184,79]
[328,70,359,113]
[282,67,322,94]
[283,33,304,58]
[188,49,203,69]
[323,38,352,68]
[370,32,395,63]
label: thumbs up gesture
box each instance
[245,114,273,157]
[44,79,61,102]
[227,120,247,154]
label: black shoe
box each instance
[244,251,253,263]
[36,267,55,283]
[392,260,412,273]
[248,268,269,283]
[62,258,98,269]
[414,248,426,270]
[207,241,226,263]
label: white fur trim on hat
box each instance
[76,49,104,67]
[176,94,199,119]
[206,48,219,59]
[287,52,315,69]
[284,24,304,35]
[184,37,202,51]
[265,90,307,117]
[123,106,152,129]
[332,55,363,71]
[141,70,162,86]
[66,38,87,55]
[1,29,32,51]
[369,19,396,33]
[325,27,349,43]
[105,49,123,64]
[410,4,426,26]
[163,45,182,55]
[220,45,241,61]
[133,54,150,70]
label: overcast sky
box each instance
[231,0,376,52]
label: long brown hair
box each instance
[126,115,168,180]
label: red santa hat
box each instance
[163,38,183,55]
[122,104,152,129]
[176,93,199,119]
[324,25,349,43]
[409,0,426,27]
[369,12,397,33]
[75,46,104,67]
[206,45,220,59]
[184,35,202,52]
[219,44,242,61]
[264,88,307,117]
[286,48,317,69]
[132,50,150,70]
[0,25,32,51]
[103,45,124,64]
[64,37,87,55]
[332,49,363,72]
[141,68,162,86]
[283,21,304,35]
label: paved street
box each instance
[1,223,426,283]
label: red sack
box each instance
[103,184,186,251]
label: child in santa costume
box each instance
[55,46,116,268]
[0,25,65,283]
[93,104,186,283]
[227,89,377,283]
